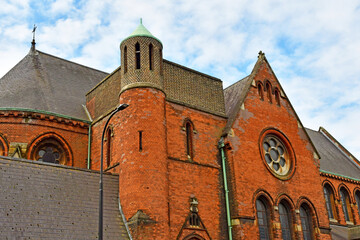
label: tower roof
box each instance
[121,19,162,46]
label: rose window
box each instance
[38,147,61,164]
[30,138,68,165]
[263,136,290,176]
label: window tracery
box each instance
[256,198,271,240]
[355,190,360,218]
[300,204,314,240]
[323,184,337,220]
[29,134,72,165]
[340,187,353,222]
[263,135,290,176]
[33,139,66,164]
[279,201,293,240]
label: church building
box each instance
[0,21,360,240]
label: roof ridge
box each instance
[224,75,250,91]
[36,50,109,75]
[319,127,360,168]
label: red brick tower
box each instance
[116,21,169,239]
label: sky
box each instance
[0,0,360,158]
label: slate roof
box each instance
[0,46,108,120]
[0,156,130,239]
[306,128,360,179]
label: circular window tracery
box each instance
[30,137,69,165]
[260,130,295,180]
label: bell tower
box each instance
[119,19,163,94]
[116,20,169,239]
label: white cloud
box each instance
[0,0,359,157]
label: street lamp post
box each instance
[98,103,129,240]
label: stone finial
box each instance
[189,195,198,213]
[258,50,265,58]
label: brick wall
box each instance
[165,101,227,239]
[86,68,122,121]
[320,174,360,226]
[225,60,331,239]
[0,111,89,168]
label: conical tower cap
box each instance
[121,19,162,46]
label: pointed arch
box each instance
[323,182,338,220]
[123,46,128,73]
[0,133,9,156]
[339,186,354,222]
[159,49,163,75]
[183,119,195,160]
[135,42,141,69]
[274,87,280,106]
[354,189,360,219]
[300,203,315,240]
[28,132,73,166]
[297,197,319,240]
[183,234,205,240]
[256,197,272,240]
[265,80,272,103]
[257,81,264,100]
[149,44,154,70]
[105,126,113,167]
[253,190,273,240]
[278,199,294,240]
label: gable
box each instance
[223,52,319,158]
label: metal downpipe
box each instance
[218,137,233,240]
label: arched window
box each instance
[279,201,293,240]
[149,44,153,70]
[0,139,5,156]
[300,205,314,240]
[355,190,360,218]
[189,212,200,227]
[266,82,272,103]
[159,49,163,75]
[274,89,280,106]
[0,134,8,156]
[186,121,193,159]
[106,127,112,167]
[257,82,264,100]
[135,42,140,69]
[124,46,128,73]
[340,187,353,222]
[256,198,271,240]
[323,184,337,220]
[31,138,68,164]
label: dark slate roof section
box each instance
[222,75,252,135]
[0,156,130,239]
[0,48,108,120]
[306,128,360,179]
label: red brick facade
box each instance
[223,58,331,239]
[2,23,360,240]
[0,110,89,168]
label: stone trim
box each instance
[0,108,90,128]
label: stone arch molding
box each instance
[27,132,73,166]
